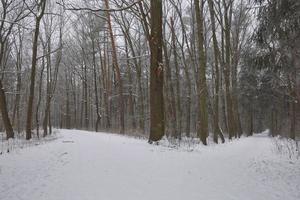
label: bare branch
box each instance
[57,0,144,13]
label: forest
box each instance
[0,0,300,199]
[0,0,299,143]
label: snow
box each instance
[0,129,299,200]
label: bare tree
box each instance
[194,0,208,145]
[148,0,164,142]
[26,0,47,140]
[0,0,29,139]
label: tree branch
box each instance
[56,0,144,13]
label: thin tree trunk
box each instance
[208,0,225,143]
[124,38,136,130]
[222,0,236,139]
[247,104,254,136]
[92,40,101,132]
[170,17,182,139]
[65,71,71,129]
[71,75,77,129]
[104,0,125,134]
[43,19,62,135]
[99,42,111,129]
[163,40,177,138]
[26,19,41,140]
[12,30,22,134]
[35,51,46,139]
[26,1,46,140]
[171,2,193,137]
[137,32,145,133]
[84,58,89,129]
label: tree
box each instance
[0,0,28,139]
[42,5,63,136]
[194,0,208,145]
[207,0,225,143]
[253,0,300,139]
[26,0,47,140]
[104,0,125,134]
[148,0,164,142]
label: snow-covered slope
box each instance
[0,130,299,200]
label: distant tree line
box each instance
[0,0,299,144]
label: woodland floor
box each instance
[0,129,299,200]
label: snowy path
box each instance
[0,130,299,200]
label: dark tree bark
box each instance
[65,71,71,129]
[194,0,208,145]
[0,37,14,140]
[222,0,236,140]
[208,0,225,143]
[26,0,46,140]
[148,0,165,142]
[0,80,14,139]
[92,39,101,132]
[35,48,46,139]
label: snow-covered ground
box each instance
[0,129,299,200]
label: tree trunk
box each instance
[99,42,111,129]
[163,40,177,138]
[208,0,225,143]
[104,0,125,134]
[0,41,14,139]
[84,60,89,129]
[65,72,71,129]
[222,0,236,139]
[170,17,182,139]
[0,80,14,139]
[26,19,41,140]
[26,1,46,140]
[247,103,254,137]
[292,46,300,139]
[171,2,193,137]
[149,0,164,142]
[92,40,101,132]
[124,38,136,130]
[123,25,145,132]
[194,0,208,145]
[12,30,22,134]
[36,52,46,139]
